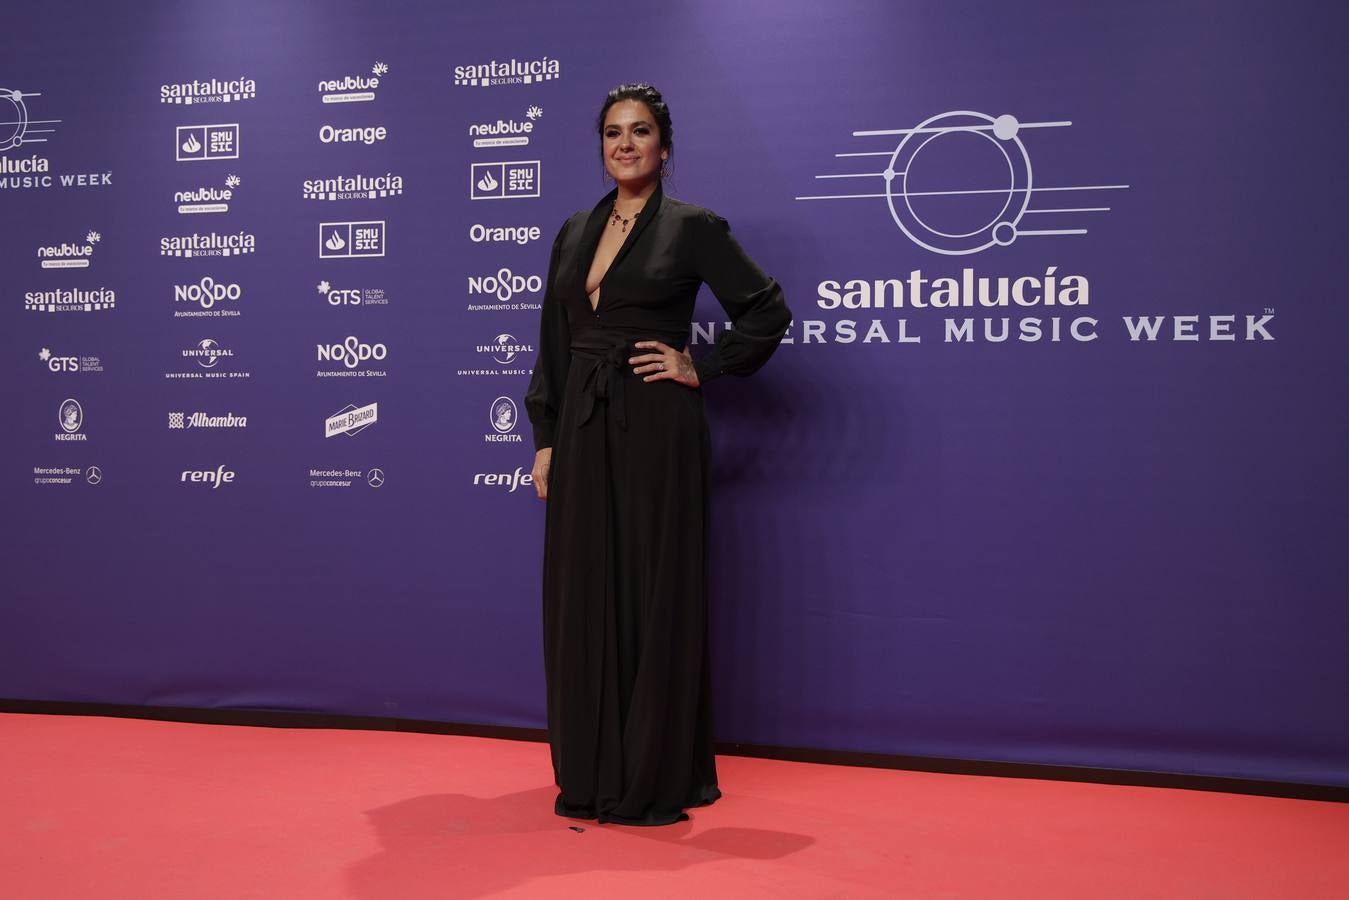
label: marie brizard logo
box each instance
[796,110,1128,255]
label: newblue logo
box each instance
[319,62,388,103]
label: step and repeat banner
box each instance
[3,1,1346,785]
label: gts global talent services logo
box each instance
[176,124,239,161]
[175,174,240,214]
[1,87,112,191]
[316,280,389,307]
[160,76,257,105]
[453,56,560,87]
[39,348,103,373]
[38,230,100,269]
[470,105,542,148]
[319,61,388,103]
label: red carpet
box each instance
[2,712,1345,898]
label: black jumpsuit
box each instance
[525,183,791,825]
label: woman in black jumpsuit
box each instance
[525,84,791,826]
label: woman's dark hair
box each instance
[596,83,673,176]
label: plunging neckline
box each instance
[584,193,654,314]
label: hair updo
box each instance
[595,83,674,175]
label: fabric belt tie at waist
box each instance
[573,344,630,431]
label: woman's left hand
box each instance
[630,341,700,387]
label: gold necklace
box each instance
[609,202,644,233]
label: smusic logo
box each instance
[176,124,239,161]
[470,160,540,200]
[320,221,385,259]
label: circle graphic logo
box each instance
[884,111,1032,255]
[85,465,102,485]
[367,468,385,488]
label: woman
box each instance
[525,83,791,826]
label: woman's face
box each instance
[602,99,666,190]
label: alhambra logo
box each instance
[319,61,388,103]
[160,77,257,105]
[0,87,111,191]
[38,231,100,269]
[160,230,255,257]
[303,172,404,201]
[453,56,560,87]
[797,110,1127,255]
[175,174,240,214]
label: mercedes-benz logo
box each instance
[85,465,102,485]
[367,467,385,488]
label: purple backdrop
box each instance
[3,0,1346,787]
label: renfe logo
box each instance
[181,465,235,487]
